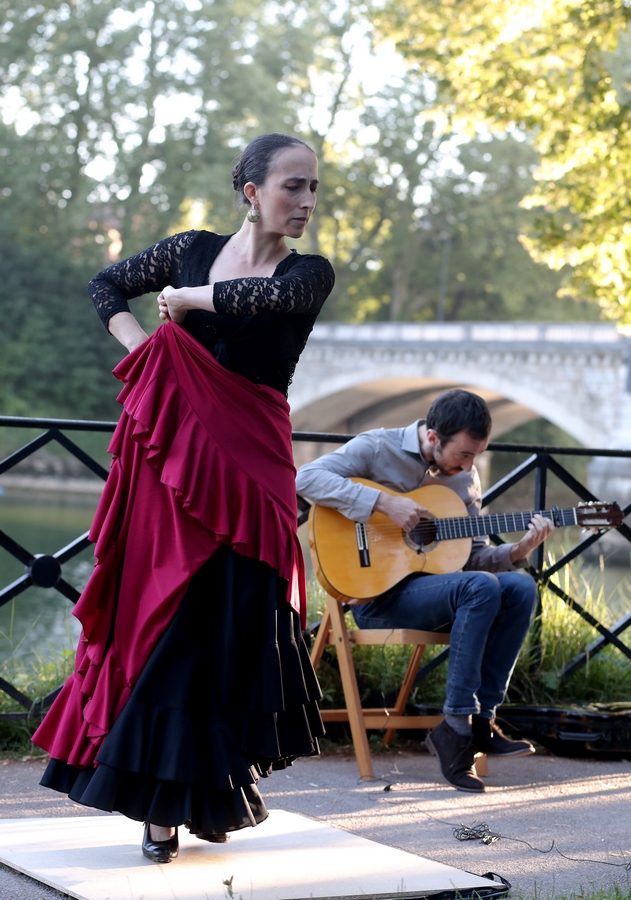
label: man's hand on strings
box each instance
[510,514,555,563]
[375,492,428,533]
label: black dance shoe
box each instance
[142,822,179,863]
[195,832,230,843]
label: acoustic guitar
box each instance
[308,478,623,603]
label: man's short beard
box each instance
[432,441,457,475]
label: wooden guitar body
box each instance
[308,478,622,604]
[308,479,472,602]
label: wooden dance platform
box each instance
[0,809,504,899]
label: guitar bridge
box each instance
[355,522,371,568]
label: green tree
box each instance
[376,0,631,321]
[0,227,122,418]
[303,72,589,321]
[0,0,321,258]
[0,0,603,425]
[304,68,446,320]
[372,133,599,322]
[0,0,329,416]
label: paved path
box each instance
[1,750,630,899]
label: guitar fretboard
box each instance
[434,507,577,541]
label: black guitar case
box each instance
[496,704,631,760]
[408,703,631,759]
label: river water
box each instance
[1,487,630,669]
[0,489,98,667]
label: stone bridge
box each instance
[288,322,631,499]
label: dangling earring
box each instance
[246,206,261,223]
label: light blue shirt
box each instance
[296,420,520,572]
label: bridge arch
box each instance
[290,322,631,508]
[290,366,590,444]
[289,323,631,489]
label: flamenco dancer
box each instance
[33,133,334,863]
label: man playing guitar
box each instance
[296,389,554,792]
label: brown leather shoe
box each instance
[425,720,485,792]
[473,716,535,757]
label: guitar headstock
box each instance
[576,501,624,532]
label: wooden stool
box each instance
[310,591,488,780]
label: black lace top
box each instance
[88,230,335,396]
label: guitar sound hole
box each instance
[405,516,438,553]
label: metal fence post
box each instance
[529,453,549,675]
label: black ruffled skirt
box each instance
[41,547,324,834]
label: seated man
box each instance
[296,389,553,793]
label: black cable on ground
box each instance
[422,811,631,871]
[369,785,631,870]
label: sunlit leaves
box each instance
[378,0,631,320]
[0,0,325,253]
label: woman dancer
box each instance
[33,133,333,863]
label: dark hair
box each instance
[232,133,312,206]
[426,390,492,445]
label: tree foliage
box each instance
[0,0,321,255]
[0,1,599,416]
[303,52,592,321]
[0,0,326,414]
[377,0,631,321]
[0,228,122,417]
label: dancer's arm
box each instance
[158,255,335,323]
[88,231,198,346]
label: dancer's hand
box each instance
[157,286,187,324]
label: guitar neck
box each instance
[435,507,577,541]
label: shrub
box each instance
[0,651,74,757]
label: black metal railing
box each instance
[0,417,115,719]
[0,417,629,720]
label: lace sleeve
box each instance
[88,231,198,329]
[212,255,335,317]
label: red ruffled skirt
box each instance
[33,322,323,832]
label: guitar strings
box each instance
[353,507,593,544]
[363,512,570,535]
[364,512,566,530]
[363,523,541,534]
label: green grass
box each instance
[509,554,631,706]
[307,577,451,711]
[520,888,631,900]
[0,650,74,757]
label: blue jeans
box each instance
[352,571,538,718]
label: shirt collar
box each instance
[402,420,424,456]
[403,419,437,470]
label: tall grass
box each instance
[307,578,448,710]
[308,552,631,717]
[0,645,74,756]
[509,553,631,706]
[0,556,628,757]
[0,652,75,716]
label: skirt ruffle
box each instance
[40,547,324,834]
